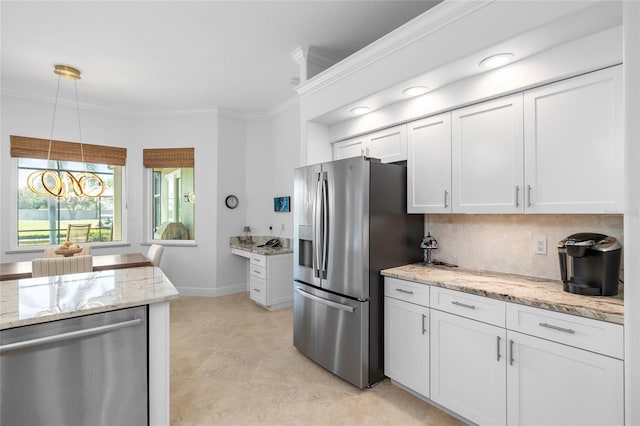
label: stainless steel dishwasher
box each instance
[0,306,148,426]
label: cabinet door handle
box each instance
[395,288,414,295]
[422,314,427,335]
[254,288,261,292]
[515,185,520,208]
[451,300,476,310]
[527,184,532,207]
[497,336,502,361]
[444,190,449,208]
[509,339,515,366]
[539,322,575,334]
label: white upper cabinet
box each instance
[523,66,623,213]
[333,124,407,163]
[332,136,367,161]
[452,94,524,213]
[407,113,452,213]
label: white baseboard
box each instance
[176,283,247,297]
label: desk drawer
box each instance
[506,303,623,359]
[250,254,266,267]
[250,275,267,305]
[431,286,505,327]
[250,265,266,279]
[384,277,429,307]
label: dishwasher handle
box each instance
[0,318,143,354]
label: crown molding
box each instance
[1,89,134,117]
[295,0,489,98]
[3,90,299,121]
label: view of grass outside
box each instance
[17,158,120,246]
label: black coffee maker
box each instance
[557,233,622,296]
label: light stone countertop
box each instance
[381,263,624,324]
[0,266,179,330]
[230,236,293,256]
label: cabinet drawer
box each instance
[250,254,266,267]
[250,264,266,279]
[506,303,623,359]
[431,286,505,327]
[250,275,267,305]
[384,277,429,307]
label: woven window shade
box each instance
[143,148,194,168]
[10,135,127,166]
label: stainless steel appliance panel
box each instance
[322,158,369,300]
[293,281,368,388]
[294,163,322,288]
[1,306,148,426]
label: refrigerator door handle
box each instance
[314,176,323,278]
[321,177,329,277]
[294,287,355,313]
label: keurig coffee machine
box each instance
[557,233,622,296]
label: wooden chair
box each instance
[44,245,91,258]
[147,244,164,267]
[32,255,93,278]
[66,224,91,243]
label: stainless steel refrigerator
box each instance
[293,156,423,388]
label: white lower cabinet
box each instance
[430,309,507,426]
[384,279,625,425]
[506,330,624,426]
[384,296,430,398]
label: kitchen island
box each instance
[0,266,179,425]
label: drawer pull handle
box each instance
[509,339,515,366]
[395,288,414,295]
[253,270,261,274]
[539,322,575,334]
[422,314,427,335]
[451,301,476,310]
[254,288,261,292]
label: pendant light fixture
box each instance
[26,64,105,198]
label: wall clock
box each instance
[225,195,239,209]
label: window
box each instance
[11,135,126,247]
[144,148,195,241]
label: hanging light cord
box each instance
[47,75,62,160]
[74,78,84,161]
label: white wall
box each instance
[132,113,223,294]
[245,103,300,239]
[215,114,248,295]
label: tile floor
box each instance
[170,294,464,426]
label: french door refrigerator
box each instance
[293,156,423,388]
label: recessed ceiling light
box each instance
[479,53,514,69]
[350,106,371,115]
[403,86,429,97]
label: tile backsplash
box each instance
[426,214,624,281]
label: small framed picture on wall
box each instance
[274,196,290,212]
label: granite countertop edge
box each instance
[0,267,180,330]
[230,242,293,256]
[381,264,624,325]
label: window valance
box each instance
[10,135,127,166]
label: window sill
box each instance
[142,241,198,247]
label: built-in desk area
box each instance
[230,236,293,310]
[0,253,152,281]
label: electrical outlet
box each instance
[534,236,547,255]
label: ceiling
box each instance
[1,1,440,115]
